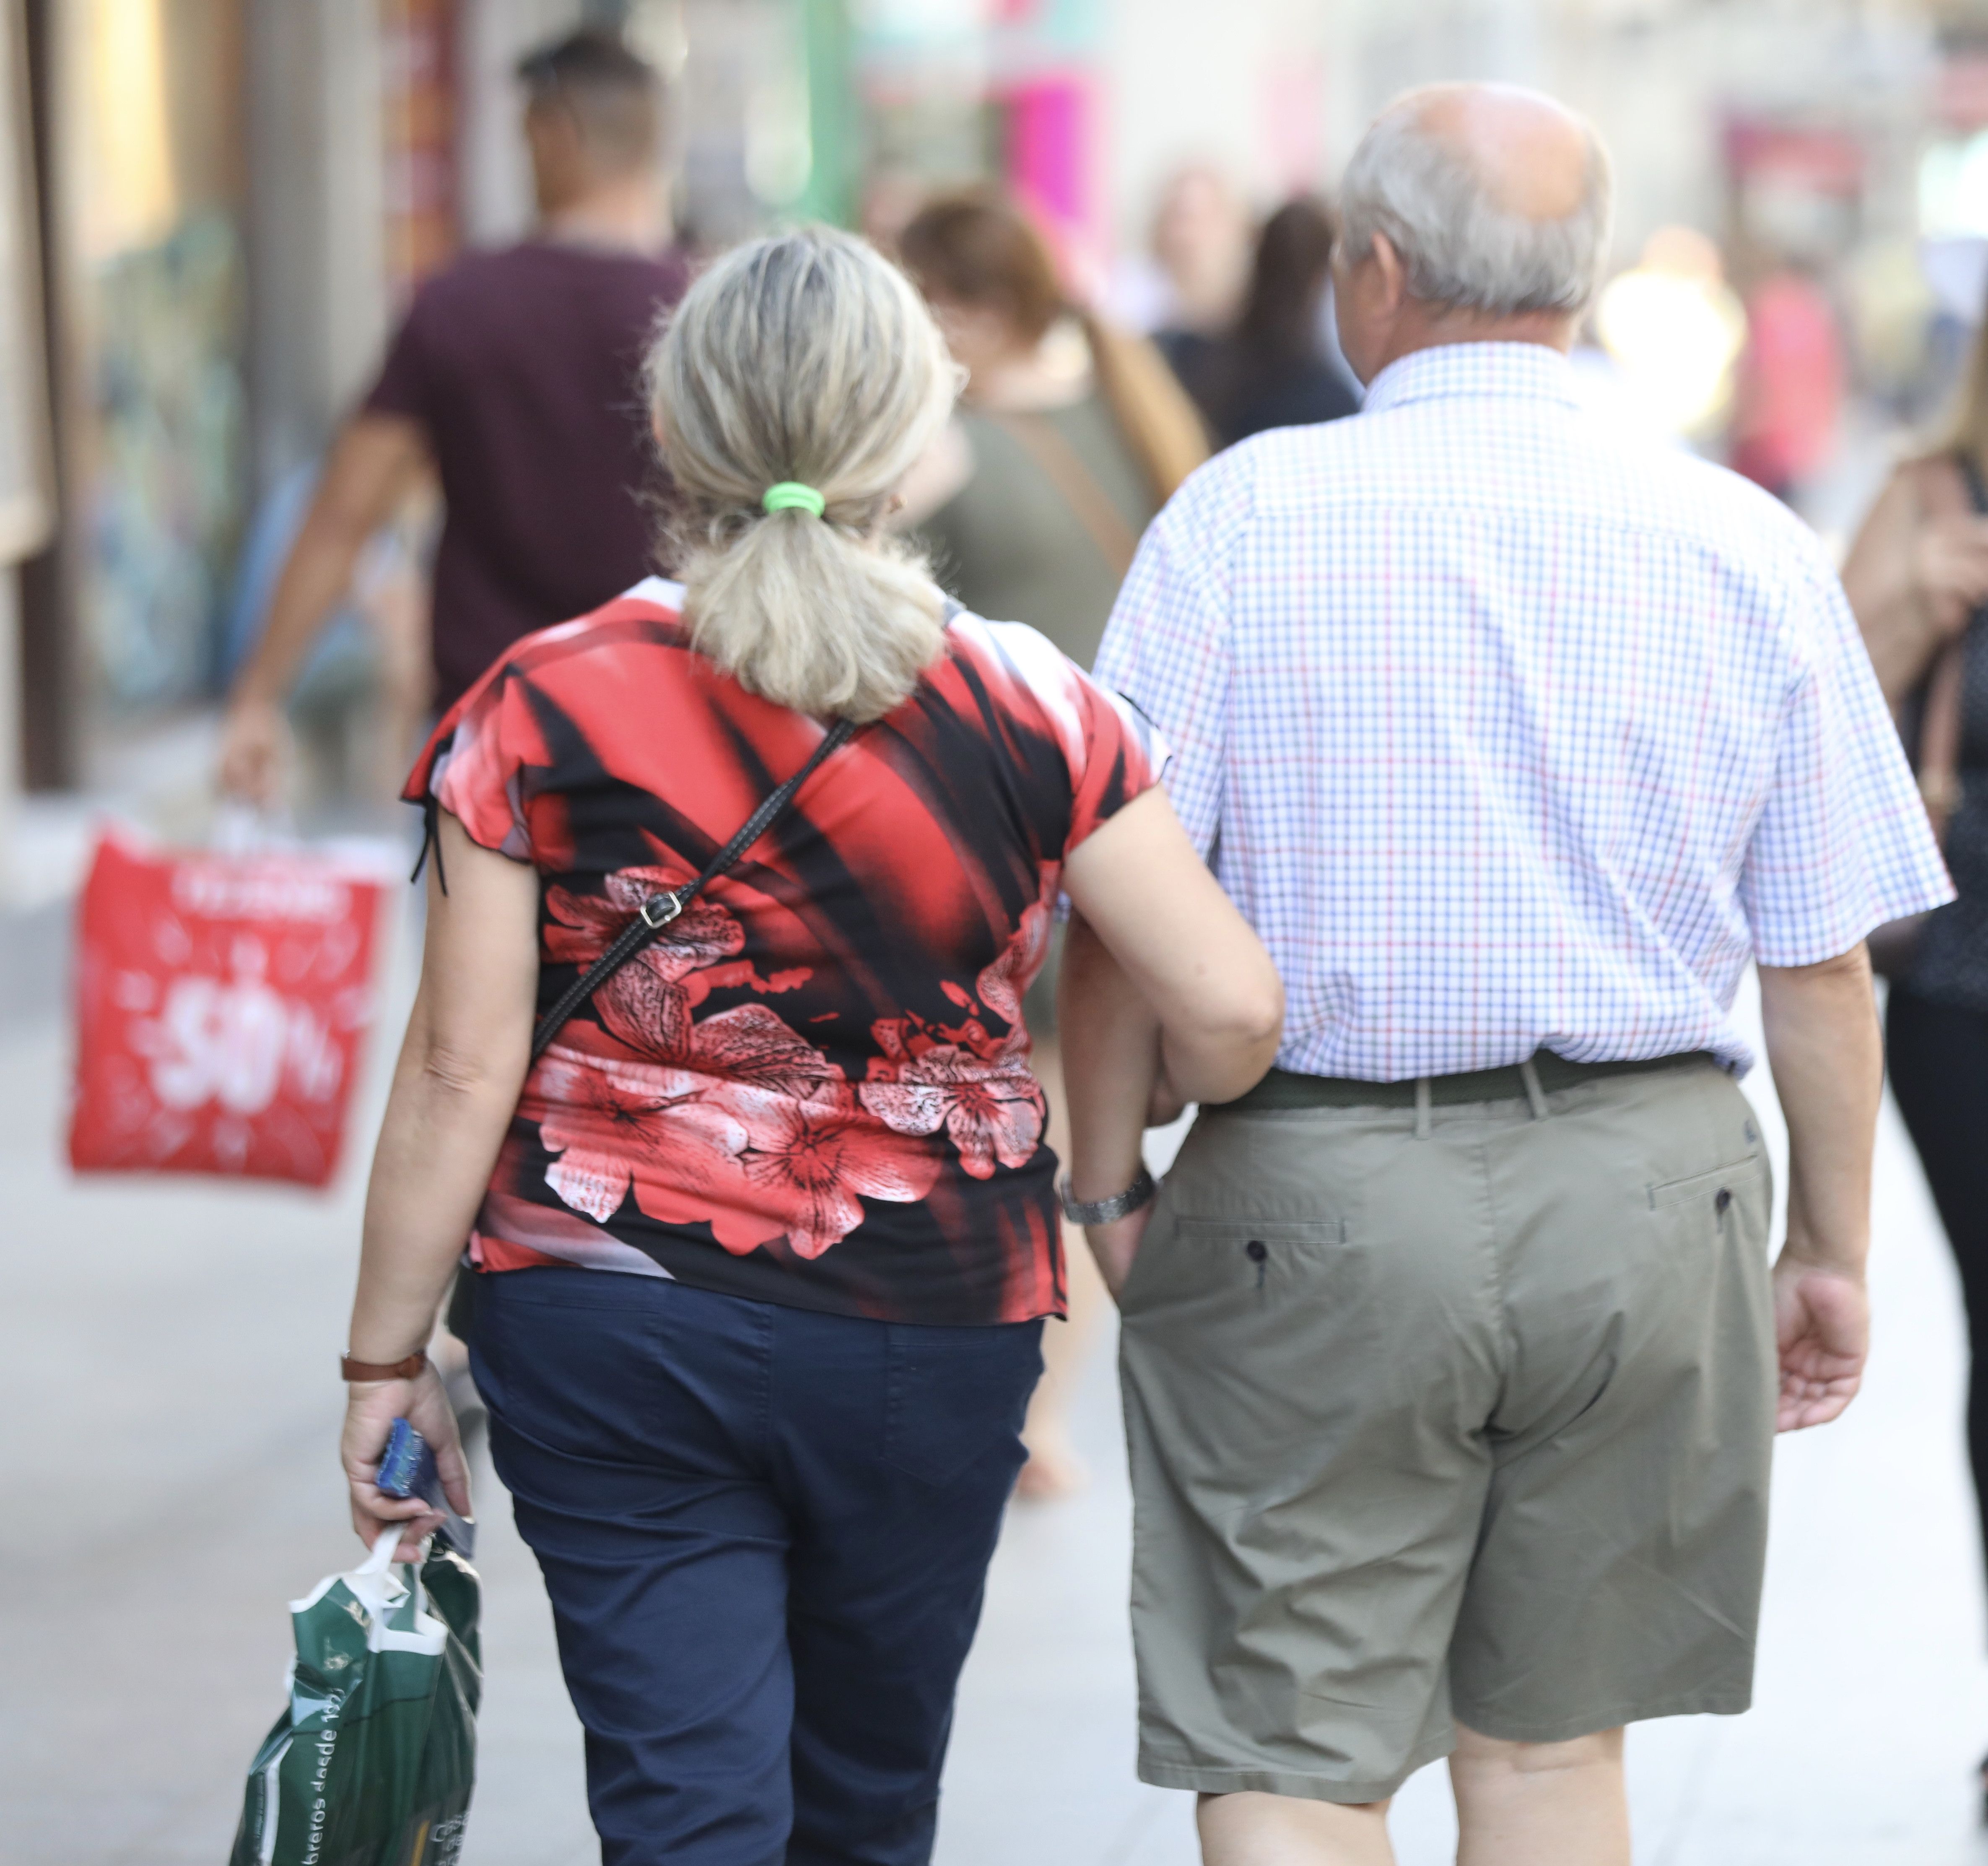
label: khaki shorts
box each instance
[1119,1057,1775,1804]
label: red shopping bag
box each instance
[67,825,389,1186]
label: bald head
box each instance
[1408,83,1593,222]
[1339,81,1612,321]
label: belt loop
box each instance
[1414,1076,1433,1141]
[1519,1055,1551,1121]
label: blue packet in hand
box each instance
[376,1417,476,1557]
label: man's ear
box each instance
[1369,233,1409,317]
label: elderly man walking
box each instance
[1061,84,1951,1866]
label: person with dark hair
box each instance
[1163,196,1360,447]
[895,187,1211,1498]
[1842,308,1988,1813]
[219,26,689,802]
[1209,196,1363,444]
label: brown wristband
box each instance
[341,1349,430,1383]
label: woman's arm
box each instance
[341,811,540,1554]
[1059,786,1283,1297]
[1061,785,1283,1103]
[1056,915,1165,1295]
[1841,464,1988,705]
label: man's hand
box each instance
[218,694,289,805]
[1085,1205,1153,1304]
[1773,1259,1869,1432]
[1757,946,1882,1431]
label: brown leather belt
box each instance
[1217,1050,1717,1115]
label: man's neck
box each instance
[1366,307,1576,382]
[538,181,671,256]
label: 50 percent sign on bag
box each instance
[68,827,389,1187]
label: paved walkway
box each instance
[3,916,1984,1864]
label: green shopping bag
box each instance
[229,1527,480,1866]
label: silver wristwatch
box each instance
[1059,1165,1157,1226]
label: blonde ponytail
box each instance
[647,227,962,722]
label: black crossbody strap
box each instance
[529,718,857,1063]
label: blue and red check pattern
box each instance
[1095,342,1953,1079]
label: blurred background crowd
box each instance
[8,0,1988,869]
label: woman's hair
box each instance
[1941,291,1988,471]
[1236,196,1337,361]
[646,226,960,723]
[898,188,1208,504]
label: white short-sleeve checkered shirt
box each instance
[1095,342,1952,1079]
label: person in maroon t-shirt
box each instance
[220,28,690,802]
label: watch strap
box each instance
[1059,1166,1158,1227]
[341,1349,430,1383]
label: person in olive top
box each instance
[219,28,689,802]
[897,190,1209,672]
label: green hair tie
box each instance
[762,481,826,519]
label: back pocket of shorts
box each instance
[1647,1154,1767,1211]
[1129,1215,1357,1319]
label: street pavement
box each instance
[5,899,1988,1865]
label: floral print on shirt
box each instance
[405,585,1162,1324]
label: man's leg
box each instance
[1449,1725,1628,1866]
[1119,1103,1500,1819]
[1197,1791,1394,1866]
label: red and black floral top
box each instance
[405,578,1164,1325]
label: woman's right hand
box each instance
[341,1363,474,1561]
[1912,513,1988,639]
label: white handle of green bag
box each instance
[361,1522,415,1574]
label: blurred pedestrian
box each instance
[339,226,1280,1866]
[1109,164,1251,333]
[1731,262,1845,506]
[1841,330,1988,1812]
[1178,195,1361,447]
[1078,81,1949,1866]
[898,189,1207,670]
[1144,163,1256,386]
[219,27,688,803]
[896,187,1209,1497]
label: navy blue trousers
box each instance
[467,1268,1043,1866]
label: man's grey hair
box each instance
[1339,89,1614,318]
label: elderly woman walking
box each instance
[332,226,1282,1866]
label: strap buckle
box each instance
[638,891,683,931]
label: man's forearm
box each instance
[1058,913,1161,1201]
[1757,945,1882,1277]
[237,523,372,703]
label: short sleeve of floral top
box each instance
[404,579,1166,1325]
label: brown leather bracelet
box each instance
[341,1349,430,1383]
